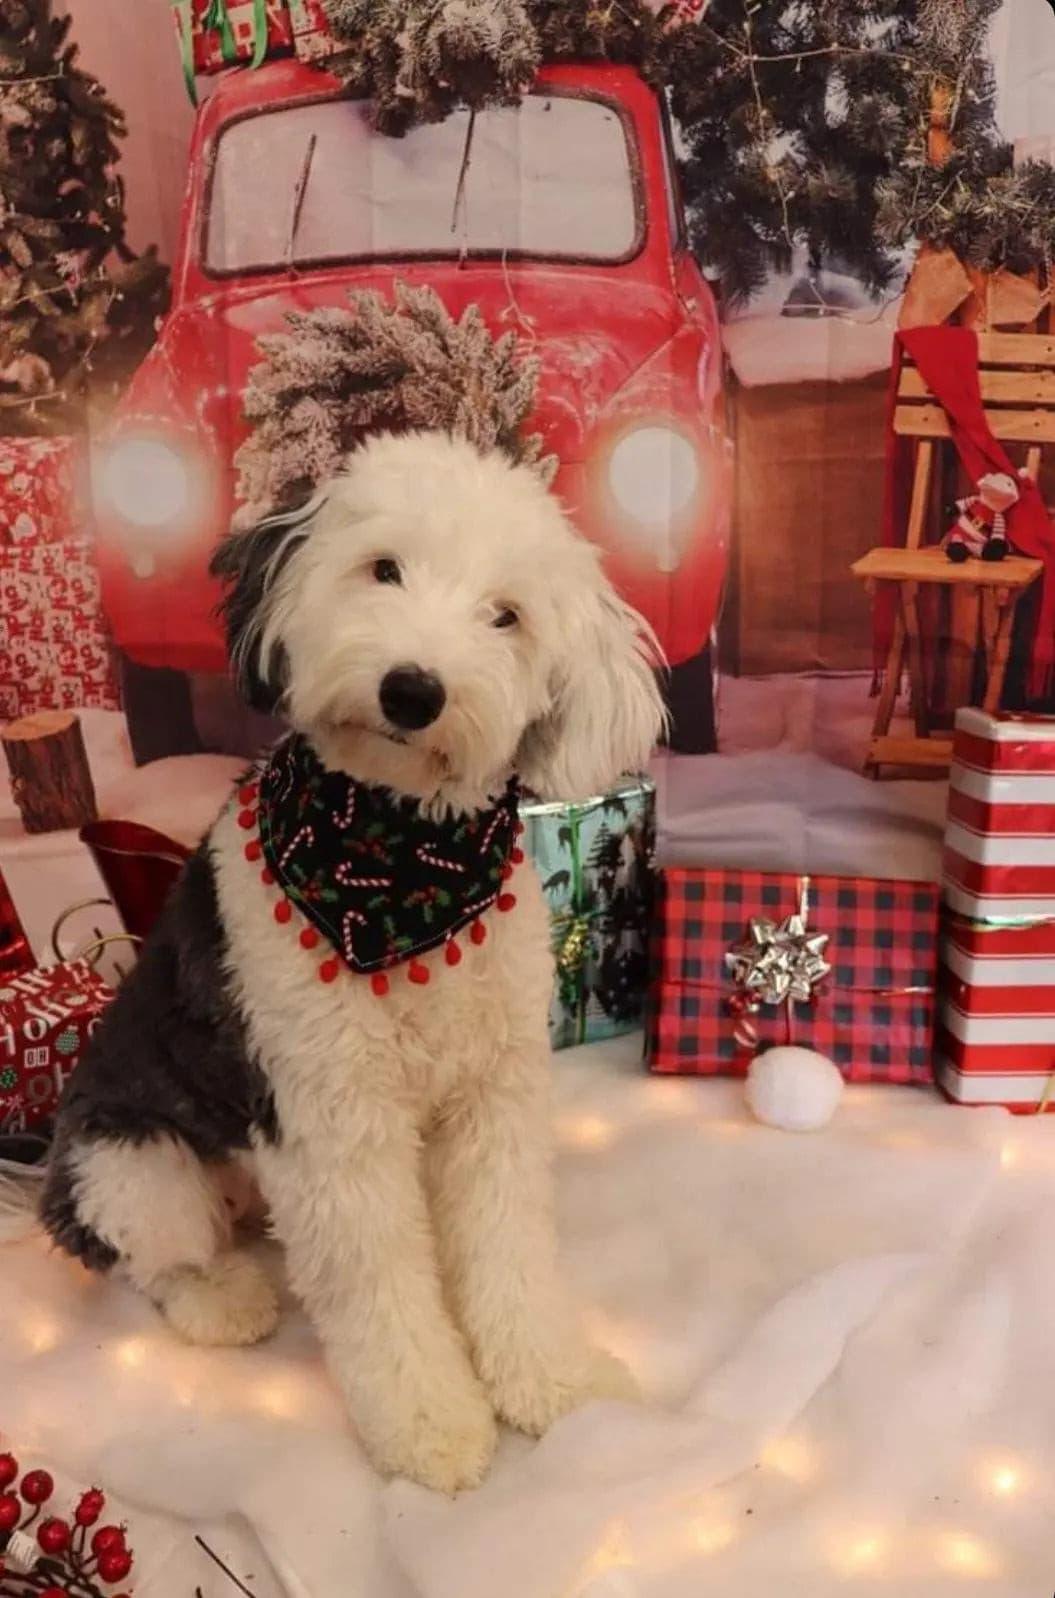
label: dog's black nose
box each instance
[379,666,446,731]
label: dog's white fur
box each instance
[69,433,666,1492]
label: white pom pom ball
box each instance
[745,1046,844,1132]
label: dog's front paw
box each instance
[486,1340,639,1438]
[363,1374,498,1494]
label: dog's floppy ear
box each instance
[209,495,322,713]
[516,577,668,801]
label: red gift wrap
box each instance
[0,538,119,720]
[0,961,112,1131]
[173,0,294,85]
[0,437,83,549]
[648,867,939,1085]
[287,0,342,64]
[943,708,1055,924]
[937,917,1055,1112]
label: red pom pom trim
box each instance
[511,847,525,865]
[371,972,390,997]
[299,927,320,950]
[238,784,257,805]
[237,809,256,830]
[515,821,525,837]
[497,893,516,913]
[445,939,462,966]
[260,868,275,886]
[470,920,487,945]
[319,958,340,983]
[500,863,514,881]
[408,959,430,985]
[244,839,262,863]
[274,899,292,925]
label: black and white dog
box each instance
[27,432,665,1492]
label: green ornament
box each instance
[0,1067,17,1090]
[55,1027,79,1055]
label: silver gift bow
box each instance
[724,877,832,1011]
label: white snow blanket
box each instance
[3,1035,1055,1597]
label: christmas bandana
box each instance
[256,734,519,974]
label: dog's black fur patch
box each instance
[40,842,279,1269]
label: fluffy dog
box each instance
[36,431,666,1493]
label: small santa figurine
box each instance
[945,471,1021,563]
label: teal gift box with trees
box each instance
[519,779,655,1051]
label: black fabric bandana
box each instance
[250,734,520,975]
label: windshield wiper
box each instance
[285,131,317,271]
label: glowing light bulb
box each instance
[570,1521,635,1595]
[560,1115,615,1150]
[23,1319,60,1355]
[114,1337,147,1369]
[761,1435,818,1484]
[987,1462,1020,1497]
[935,1531,1001,1579]
[687,1518,736,1556]
[254,1378,305,1419]
[1000,1143,1020,1171]
[829,1529,888,1575]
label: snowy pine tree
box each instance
[0,0,168,433]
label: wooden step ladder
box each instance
[852,331,1053,775]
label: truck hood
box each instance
[160,264,680,463]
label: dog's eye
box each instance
[373,558,402,585]
[492,607,518,630]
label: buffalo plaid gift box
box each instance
[0,960,112,1132]
[937,708,1055,1109]
[520,778,654,1051]
[648,867,939,1083]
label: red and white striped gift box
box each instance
[942,707,1055,923]
[937,915,1055,1110]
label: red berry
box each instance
[91,1526,126,1557]
[408,959,430,985]
[0,1455,16,1489]
[299,926,319,950]
[445,940,462,967]
[273,899,292,925]
[470,920,486,945]
[370,972,389,997]
[318,958,339,983]
[37,1517,71,1554]
[20,1469,53,1505]
[97,1547,133,1584]
[244,839,262,863]
[497,893,516,913]
[0,1492,20,1531]
[75,1488,106,1526]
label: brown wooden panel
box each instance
[724,374,887,675]
[893,403,1055,443]
[974,331,1055,366]
[899,367,1055,404]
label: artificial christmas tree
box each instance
[0,0,168,436]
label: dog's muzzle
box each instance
[379,665,447,731]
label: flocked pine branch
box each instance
[235,281,555,523]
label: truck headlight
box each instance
[96,437,193,529]
[608,424,700,527]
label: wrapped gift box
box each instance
[943,708,1055,923]
[0,437,84,549]
[0,538,119,720]
[173,0,293,88]
[287,0,343,64]
[521,779,654,1051]
[937,916,1055,1111]
[0,961,113,1131]
[648,868,939,1084]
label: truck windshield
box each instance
[205,92,642,273]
